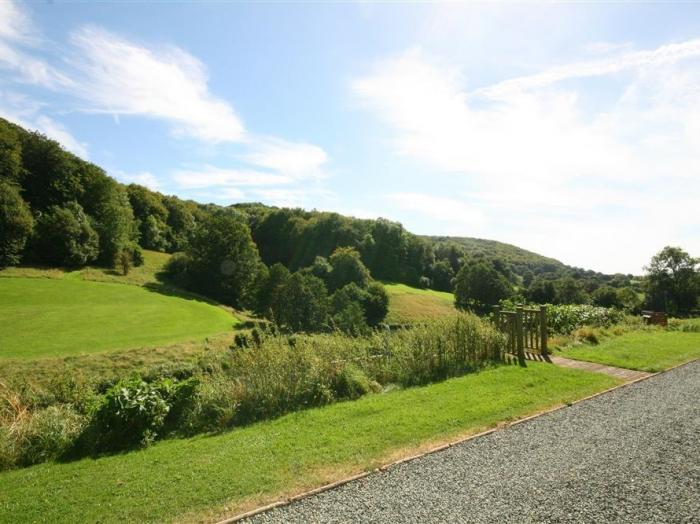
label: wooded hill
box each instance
[0,116,628,302]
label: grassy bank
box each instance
[555,330,700,372]
[0,277,236,359]
[0,363,618,523]
[383,283,456,324]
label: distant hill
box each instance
[424,236,567,279]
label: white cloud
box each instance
[68,26,244,142]
[0,91,88,157]
[353,42,700,273]
[111,170,162,191]
[172,139,331,205]
[33,115,88,158]
[243,138,328,179]
[0,0,36,44]
[173,166,291,189]
[251,187,335,208]
[0,1,73,88]
[389,193,485,227]
[479,38,700,97]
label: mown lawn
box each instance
[383,282,457,323]
[556,330,700,372]
[0,277,236,359]
[0,363,618,523]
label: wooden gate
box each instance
[492,305,548,366]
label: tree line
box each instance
[1,117,698,319]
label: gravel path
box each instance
[249,360,700,523]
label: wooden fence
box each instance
[492,305,548,366]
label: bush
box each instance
[162,252,192,287]
[547,304,625,334]
[88,377,171,452]
[130,244,145,267]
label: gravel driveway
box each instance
[249,360,700,523]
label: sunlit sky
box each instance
[1,1,699,274]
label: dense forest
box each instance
[1,117,697,320]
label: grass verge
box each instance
[555,330,700,372]
[0,277,236,359]
[0,363,618,523]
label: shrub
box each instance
[547,304,625,334]
[88,377,171,452]
[114,249,132,275]
[162,252,192,287]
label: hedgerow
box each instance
[0,313,505,470]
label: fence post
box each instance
[539,305,548,358]
[515,305,526,366]
[540,306,549,357]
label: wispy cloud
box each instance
[479,38,700,97]
[0,90,88,157]
[173,166,292,189]
[243,138,328,179]
[69,26,244,143]
[389,193,485,226]
[0,1,72,88]
[353,42,700,273]
[111,170,162,191]
[0,0,330,207]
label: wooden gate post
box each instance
[515,305,526,367]
[539,305,548,357]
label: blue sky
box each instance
[1,1,699,274]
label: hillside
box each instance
[0,115,619,313]
[383,283,456,324]
[0,250,237,359]
[424,236,566,277]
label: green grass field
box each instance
[556,330,700,372]
[0,249,171,287]
[0,277,236,359]
[0,363,618,523]
[383,282,457,323]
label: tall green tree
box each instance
[0,180,33,267]
[454,261,511,314]
[554,277,589,304]
[183,212,262,307]
[526,277,557,304]
[644,246,699,316]
[0,121,22,183]
[329,247,371,291]
[275,272,329,332]
[33,202,99,266]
